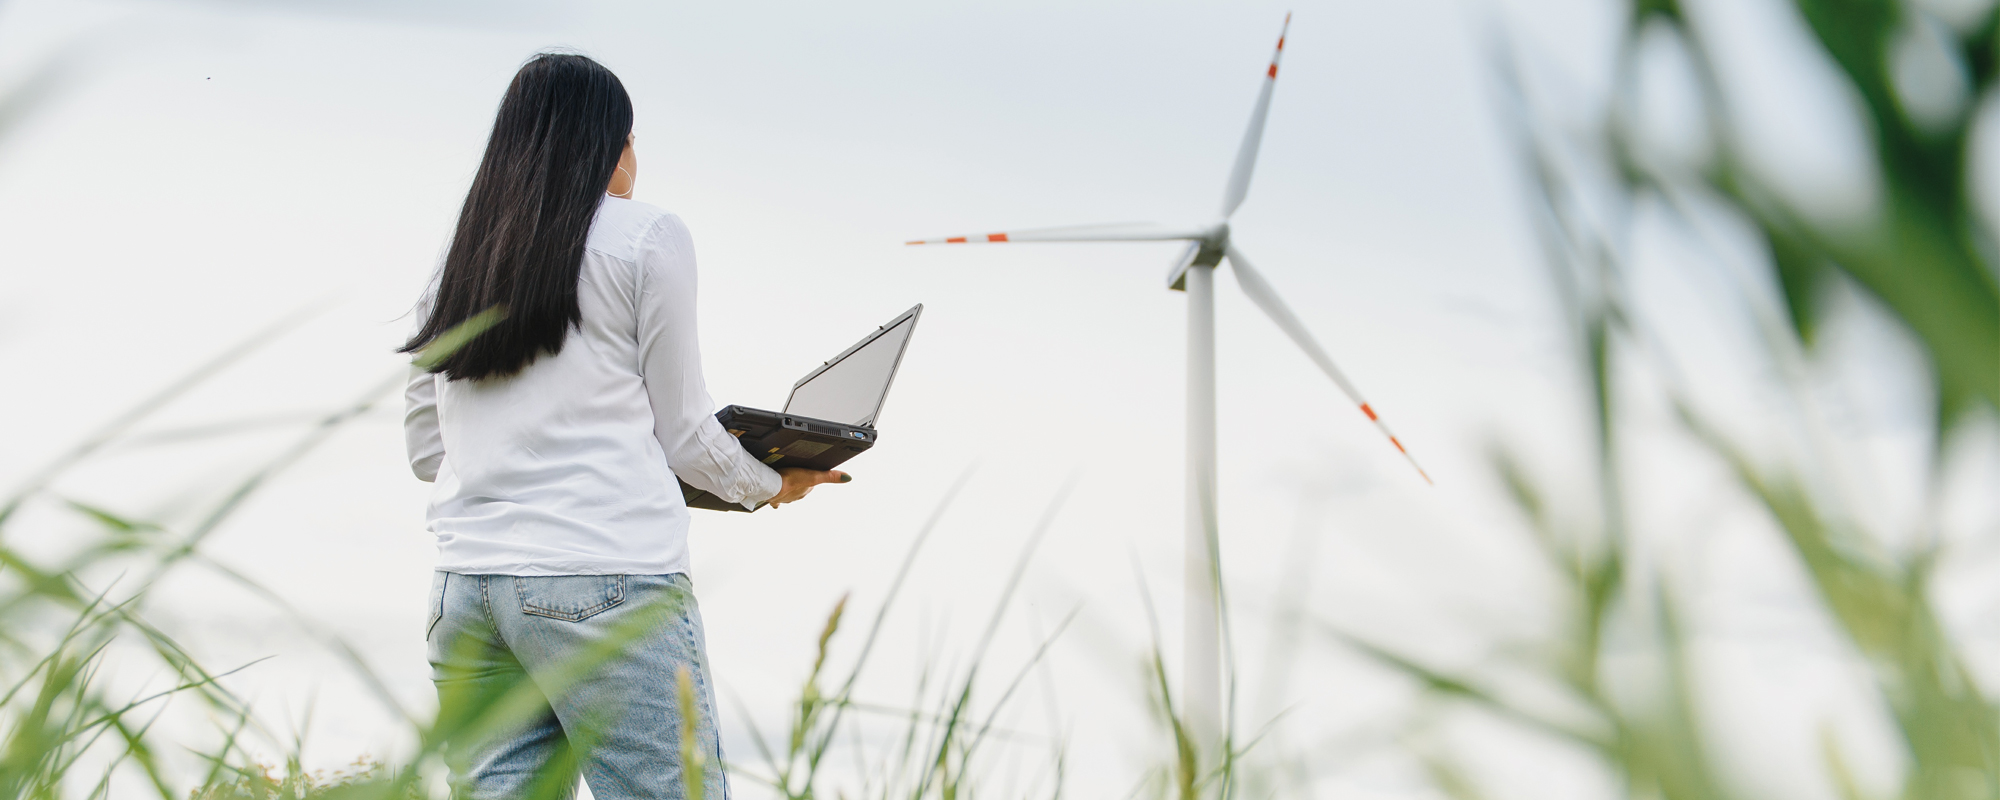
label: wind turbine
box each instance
[905,14,1429,758]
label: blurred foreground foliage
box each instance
[1333,1,2000,799]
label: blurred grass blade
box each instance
[410,305,507,372]
[1320,622,1608,752]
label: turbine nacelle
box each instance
[1167,223,1230,291]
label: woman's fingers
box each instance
[773,486,809,508]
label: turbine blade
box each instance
[905,222,1208,245]
[1224,243,1432,484]
[1219,13,1291,219]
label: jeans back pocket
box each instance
[516,575,627,621]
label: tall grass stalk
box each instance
[732,476,1078,800]
[679,667,707,800]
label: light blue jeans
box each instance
[427,572,729,800]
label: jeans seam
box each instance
[425,572,448,642]
[671,589,725,798]
[681,605,715,722]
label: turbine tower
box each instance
[906,14,1428,759]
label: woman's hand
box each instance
[768,468,851,508]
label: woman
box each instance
[400,53,846,799]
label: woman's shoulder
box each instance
[587,196,689,262]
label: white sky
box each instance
[0,1,1992,798]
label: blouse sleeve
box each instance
[633,214,784,509]
[403,363,445,482]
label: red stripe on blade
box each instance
[1277,36,1285,50]
[987,233,1009,242]
[946,237,967,243]
[1390,436,1408,454]
[1361,403,1378,421]
[904,240,924,246]
[1268,64,1278,78]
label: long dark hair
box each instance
[400,52,633,381]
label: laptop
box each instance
[678,304,923,512]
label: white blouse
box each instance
[403,196,783,576]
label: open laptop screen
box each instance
[782,307,920,427]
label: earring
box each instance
[612,166,635,198]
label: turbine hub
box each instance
[1202,222,1230,249]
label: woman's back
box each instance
[404,196,779,576]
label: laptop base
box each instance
[677,405,876,512]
